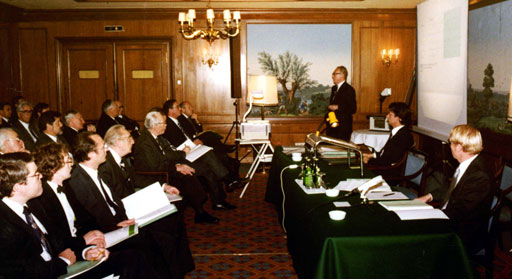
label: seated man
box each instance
[35,111,69,149]
[163,100,244,192]
[62,110,95,150]
[363,102,414,178]
[0,102,12,127]
[29,143,157,278]
[0,128,26,154]
[417,125,494,254]
[114,100,140,139]
[11,101,38,152]
[133,111,230,222]
[97,99,121,138]
[0,152,104,278]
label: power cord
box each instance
[280,164,298,234]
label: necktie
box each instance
[97,174,118,214]
[187,118,199,134]
[56,185,64,193]
[23,206,52,256]
[442,168,460,207]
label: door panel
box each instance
[60,42,114,121]
[115,42,170,122]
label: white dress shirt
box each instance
[47,181,77,237]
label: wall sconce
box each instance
[201,47,219,69]
[381,48,400,67]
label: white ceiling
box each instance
[0,0,425,10]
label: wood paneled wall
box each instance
[0,8,417,146]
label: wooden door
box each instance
[60,42,114,121]
[115,42,170,122]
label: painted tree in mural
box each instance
[257,51,317,104]
[482,63,494,107]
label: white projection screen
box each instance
[417,0,468,140]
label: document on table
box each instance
[104,224,139,248]
[334,179,371,192]
[122,182,178,227]
[57,257,106,279]
[366,191,409,201]
[185,144,213,162]
[333,201,351,207]
[378,200,449,220]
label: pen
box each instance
[383,193,394,196]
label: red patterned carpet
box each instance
[184,172,298,279]
[183,170,512,279]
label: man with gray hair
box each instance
[62,110,95,150]
[96,99,120,138]
[133,110,224,224]
[11,101,38,152]
[0,128,26,154]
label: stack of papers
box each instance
[334,179,371,192]
[378,200,449,220]
[185,144,213,162]
[365,191,409,201]
[122,182,178,227]
[104,224,139,248]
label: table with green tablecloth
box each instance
[265,146,473,279]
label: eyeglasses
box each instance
[332,72,342,76]
[20,110,33,113]
[26,172,42,180]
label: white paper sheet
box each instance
[394,209,449,220]
[185,144,212,162]
[366,192,409,201]
[104,224,139,248]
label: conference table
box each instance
[265,146,473,279]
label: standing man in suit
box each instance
[0,102,12,127]
[0,128,26,154]
[326,66,357,141]
[35,111,69,149]
[0,152,110,279]
[97,99,120,138]
[417,125,494,254]
[11,101,38,151]
[363,102,414,167]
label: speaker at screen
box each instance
[230,36,242,98]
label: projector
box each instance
[240,120,271,140]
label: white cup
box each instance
[329,210,346,221]
[325,188,340,197]
[291,152,302,162]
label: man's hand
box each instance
[117,219,135,228]
[182,146,191,154]
[415,194,433,203]
[85,247,110,262]
[191,113,198,121]
[59,248,76,265]
[362,153,374,164]
[86,124,96,132]
[328,104,338,111]
[176,164,195,175]
[193,139,203,145]
[83,230,105,247]
[163,184,180,195]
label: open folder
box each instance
[185,144,213,162]
[122,182,178,227]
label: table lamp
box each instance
[245,75,279,120]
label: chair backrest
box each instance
[404,151,427,186]
[500,164,512,199]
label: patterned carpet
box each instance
[182,170,512,279]
[184,173,298,279]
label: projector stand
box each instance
[225,99,240,161]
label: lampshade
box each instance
[247,75,279,106]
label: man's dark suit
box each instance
[0,201,68,279]
[99,152,138,199]
[368,127,414,166]
[35,133,71,150]
[431,155,494,254]
[96,113,119,138]
[177,114,227,150]
[11,119,38,152]
[163,116,229,180]
[326,82,357,141]
[133,129,208,209]
[62,126,79,150]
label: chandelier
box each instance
[178,9,241,45]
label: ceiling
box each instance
[0,0,425,10]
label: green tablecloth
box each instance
[265,146,473,279]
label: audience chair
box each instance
[385,149,429,197]
[497,161,512,249]
[473,188,503,279]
